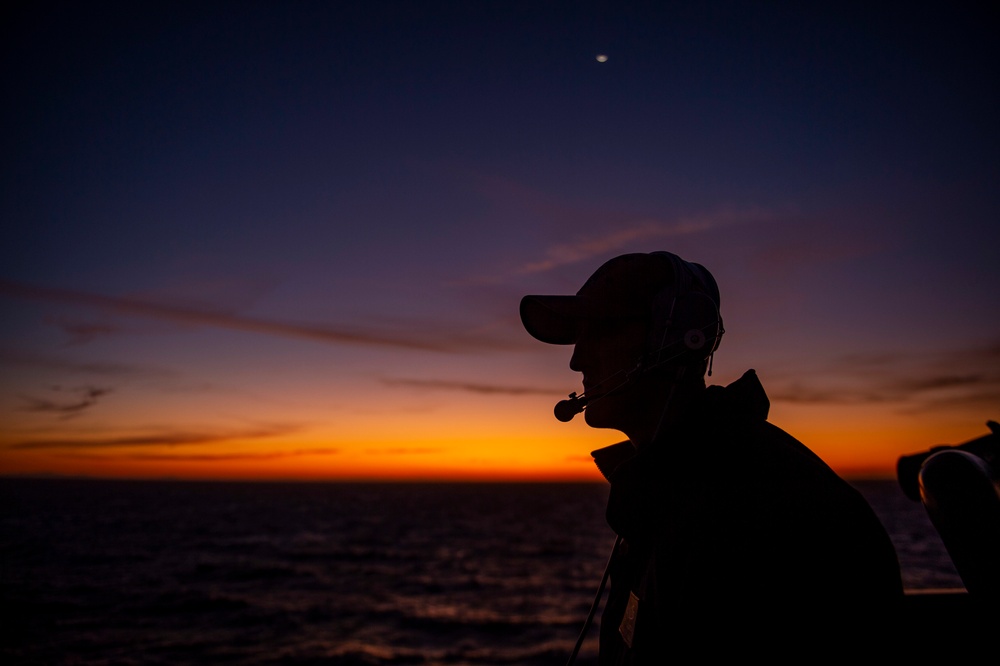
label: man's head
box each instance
[520,251,723,438]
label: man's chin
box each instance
[583,408,617,431]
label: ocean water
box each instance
[0,479,960,665]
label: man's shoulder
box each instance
[698,370,832,467]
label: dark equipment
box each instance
[896,420,1000,597]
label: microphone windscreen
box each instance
[554,398,582,422]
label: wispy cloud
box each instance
[44,318,123,346]
[463,168,779,279]
[18,386,112,419]
[0,279,510,353]
[748,226,885,280]
[381,377,560,396]
[57,447,340,461]
[365,447,445,455]
[8,423,301,450]
[0,347,175,379]
[767,340,1000,413]
[515,208,772,276]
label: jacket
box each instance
[592,369,903,662]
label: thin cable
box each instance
[566,535,623,666]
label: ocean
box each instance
[0,478,961,665]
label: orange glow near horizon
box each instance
[2,358,993,484]
[5,403,986,482]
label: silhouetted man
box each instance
[520,251,903,661]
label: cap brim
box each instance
[519,295,586,345]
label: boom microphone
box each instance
[552,364,641,423]
[550,324,720,424]
[554,392,588,422]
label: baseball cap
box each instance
[519,251,721,345]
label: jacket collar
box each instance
[590,369,769,481]
[591,440,635,482]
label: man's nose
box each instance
[569,344,582,372]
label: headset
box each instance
[646,250,723,369]
[554,251,724,422]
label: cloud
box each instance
[767,340,1000,413]
[43,318,123,346]
[0,279,511,353]
[463,168,779,279]
[891,374,987,393]
[767,382,898,405]
[56,447,340,462]
[515,208,771,275]
[365,447,445,455]
[18,385,112,419]
[0,347,175,379]
[8,423,301,450]
[748,228,884,280]
[381,377,560,396]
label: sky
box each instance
[2,1,998,481]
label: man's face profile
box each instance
[569,317,649,431]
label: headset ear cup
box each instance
[684,328,707,351]
[645,252,723,369]
[647,289,721,367]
